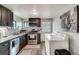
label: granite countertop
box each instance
[0,32,28,44]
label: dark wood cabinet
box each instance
[0,5,13,27]
[23,34,28,46]
[19,34,28,50]
[0,34,28,55]
[37,34,41,44]
[10,12,13,26]
[0,6,2,25]
[7,9,13,26]
[0,41,10,55]
[2,7,7,26]
[29,18,41,27]
[19,36,23,50]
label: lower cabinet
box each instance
[37,34,41,44]
[19,34,28,51]
[0,41,10,55]
[0,34,28,55]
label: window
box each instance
[23,21,29,28]
[41,18,52,33]
[17,22,22,29]
[13,21,16,29]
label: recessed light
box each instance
[32,12,37,15]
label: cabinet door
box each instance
[25,34,28,45]
[0,5,13,26]
[7,10,13,27]
[7,10,11,26]
[21,35,26,48]
[37,34,41,44]
[19,36,23,50]
[2,7,8,26]
[19,34,27,51]
[0,6,2,25]
[10,12,13,27]
[22,34,28,46]
[19,36,25,50]
[29,18,41,27]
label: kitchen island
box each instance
[45,33,69,55]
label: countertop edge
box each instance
[0,32,28,44]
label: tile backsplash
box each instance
[0,26,14,37]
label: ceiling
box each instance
[2,4,76,19]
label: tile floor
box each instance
[18,42,46,55]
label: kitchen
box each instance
[0,1,78,59]
[0,4,53,55]
[1,4,77,55]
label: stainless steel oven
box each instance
[28,33,37,44]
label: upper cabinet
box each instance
[0,5,13,27]
[7,9,13,27]
[2,6,8,26]
[0,6,2,25]
[29,18,41,27]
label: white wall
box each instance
[53,16,62,33]
[14,15,22,22]
[52,5,79,55]
[52,5,76,33]
[65,32,79,55]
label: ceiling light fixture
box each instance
[32,12,37,15]
[32,9,37,15]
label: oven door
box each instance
[28,34,37,44]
